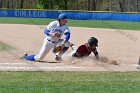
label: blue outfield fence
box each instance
[0,9,140,22]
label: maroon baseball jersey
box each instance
[73,43,98,58]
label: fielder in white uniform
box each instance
[22,14,71,62]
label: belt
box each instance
[47,39,56,43]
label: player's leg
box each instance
[55,39,70,61]
[24,38,55,61]
[34,40,54,61]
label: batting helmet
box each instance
[58,14,68,20]
[88,37,98,47]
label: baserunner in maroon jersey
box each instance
[70,37,99,59]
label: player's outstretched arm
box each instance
[94,51,99,60]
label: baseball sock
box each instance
[58,47,69,57]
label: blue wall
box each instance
[0,10,60,18]
[0,9,140,22]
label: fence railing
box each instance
[0,9,140,22]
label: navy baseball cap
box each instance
[58,14,68,20]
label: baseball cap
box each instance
[58,14,68,20]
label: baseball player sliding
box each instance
[70,37,99,59]
[53,37,99,60]
[21,14,71,62]
[53,37,117,64]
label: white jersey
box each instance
[45,21,70,41]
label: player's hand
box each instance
[95,55,99,60]
[49,32,58,37]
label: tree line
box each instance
[0,0,140,12]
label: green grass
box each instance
[0,42,15,51]
[0,71,140,93]
[0,18,140,92]
[69,20,140,30]
[0,17,140,30]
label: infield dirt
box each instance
[0,24,140,71]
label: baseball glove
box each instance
[53,44,64,53]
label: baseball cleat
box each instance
[138,57,140,65]
[136,57,140,70]
[20,53,28,59]
[136,65,140,70]
[55,55,63,62]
